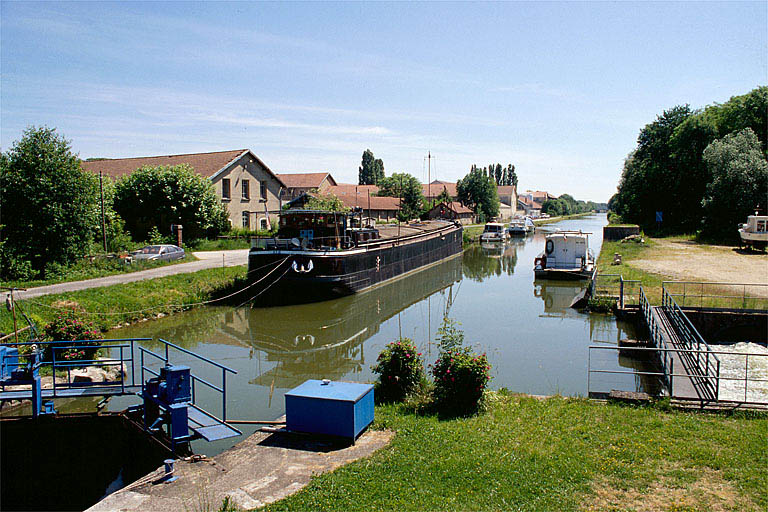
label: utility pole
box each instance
[99,171,107,252]
[427,151,432,206]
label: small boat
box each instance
[534,230,594,280]
[508,217,534,236]
[738,214,767,251]
[479,222,509,243]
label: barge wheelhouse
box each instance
[247,209,463,305]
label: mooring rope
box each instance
[23,256,291,317]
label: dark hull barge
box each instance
[247,210,463,305]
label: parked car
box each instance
[131,245,186,261]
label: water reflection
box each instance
[463,243,518,281]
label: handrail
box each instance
[157,339,237,374]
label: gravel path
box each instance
[631,239,768,297]
[4,250,249,301]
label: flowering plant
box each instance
[372,338,425,402]
[430,348,491,412]
[43,309,102,362]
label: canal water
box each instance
[98,213,651,456]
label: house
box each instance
[285,190,401,222]
[422,180,458,202]
[497,185,517,221]
[82,149,286,230]
[517,195,543,218]
[277,172,337,201]
[426,201,475,224]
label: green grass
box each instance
[533,212,591,225]
[596,238,667,304]
[188,238,252,251]
[262,394,767,511]
[0,266,246,334]
[1,254,198,290]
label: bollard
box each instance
[163,459,178,482]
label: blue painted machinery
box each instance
[0,346,55,417]
[142,364,193,449]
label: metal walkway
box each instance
[588,278,768,407]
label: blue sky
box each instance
[2,2,765,201]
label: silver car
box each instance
[132,245,186,262]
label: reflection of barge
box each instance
[246,256,463,388]
[248,210,463,305]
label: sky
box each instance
[1,2,766,202]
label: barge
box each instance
[739,214,767,251]
[247,209,463,305]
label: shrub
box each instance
[42,309,102,362]
[430,317,491,413]
[587,295,616,313]
[431,349,491,413]
[372,338,425,402]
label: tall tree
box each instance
[0,126,99,278]
[377,172,425,221]
[701,129,768,241]
[358,149,385,185]
[457,165,500,221]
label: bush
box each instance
[371,338,425,402]
[430,317,491,413]
[587,296,616,313]
[431,349,491,413]
[42,309,102,362]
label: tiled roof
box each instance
[327,184,380,197]
[448,201,473,214]
[423,181,457,198]
[81,149,249,180]
[338,194,400,211]
[277,172,336,189]
[497,186,517,196]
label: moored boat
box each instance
[738,214,767,251]
[534,230,594,280]
[479,222,509,243]
[247,209,463,305]
[508,217,534,236]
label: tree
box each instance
[457,165,500,220]
[436,187,453,205]
[701,129,768,241]
[358,149,385,185]
[303,193,350,212]
[0,126,99,278]
[113,164,230,241]
[377,172,425,221]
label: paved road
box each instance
[5,250,249,301]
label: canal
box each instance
[92,212,650,456]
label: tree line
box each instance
[1,126,229,280]
[541,195,604,217]
[610,86,767,241]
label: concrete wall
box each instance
[211,153,283,230]
[603,225,641,241]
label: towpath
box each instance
[87,429,393,511]
[4,250,249,301]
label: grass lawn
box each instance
[188,238,252,251]
[263,394,767,512]
[0,266,246,333]
[1,254,198,290]
[596,238,667,304]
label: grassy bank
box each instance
[263,393,766,511]
[596,237,667,303]
[0,266,246,334]
[1,254,198,290]
[533,212,591,225]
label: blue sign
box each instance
[656,211,663,223]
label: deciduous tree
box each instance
[358,149,385,185]
[457,165,500,221]
[377,172,424,221]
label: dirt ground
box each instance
[631,238,768,297]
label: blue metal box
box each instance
[159,364,191,404]
[285,380,374,440]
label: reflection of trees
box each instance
[462,244,518,281]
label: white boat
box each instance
[480,222,509,243]
[508,217,535,236]
[739,214,767,251]
[534,230,594,280]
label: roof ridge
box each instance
[83,149,247,162]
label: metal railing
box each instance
[0,338,148,397]
[590,271,641,309]
[588,345,768,405]
[251,235,353,251]
[640,287,674,394]
[139,338,237,422]
[663,281,768,311]
[662,287,721,399]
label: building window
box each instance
[242,211,250,229]
[259,218,268,231]
[260,181,267,199]
[242,180,250,200]
[222,179,230,199]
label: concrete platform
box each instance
[87,428,393,511]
